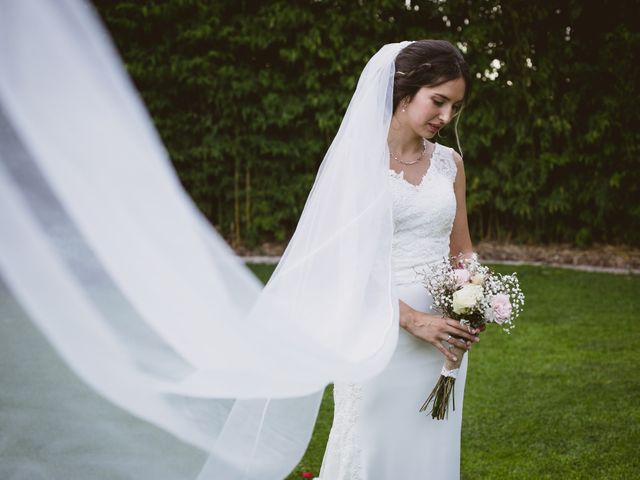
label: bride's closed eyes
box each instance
[432,97,463,115]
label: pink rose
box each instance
[453,268,471,287]
[490,293,512,324]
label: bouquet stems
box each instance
[419,344,466,419]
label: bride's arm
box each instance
[449,151,473,259]
[448,151,486,332]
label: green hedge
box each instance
[92,0,639,248]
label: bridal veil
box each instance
[0,0,410,477]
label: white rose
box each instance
[452,284,483,314]
[470,273,485,285]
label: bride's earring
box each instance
[401,100,408,113]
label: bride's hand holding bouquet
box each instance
[398,301,480,364]
[413,252,525,420]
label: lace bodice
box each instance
[388,142,458,285]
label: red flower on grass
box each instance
[301,472,314,479]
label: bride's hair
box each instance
[394,39,472,155]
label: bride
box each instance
[1,2,477,478]
[317,39,479,480]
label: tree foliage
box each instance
[92,0,640,247]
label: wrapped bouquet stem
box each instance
[416,253,525,420]
[419,342,465,418]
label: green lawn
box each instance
[247,263,640,480]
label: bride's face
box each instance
[402,77,466,138]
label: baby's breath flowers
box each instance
[414,252,525,419]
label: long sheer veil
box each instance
[0,0,410,477]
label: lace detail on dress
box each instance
[431,144,457,181]
[388,143,458,285]
[319,382,364,480]
[388,144,457,186]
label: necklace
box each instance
[389,138,429,165]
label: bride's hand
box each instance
[399,301,480,362]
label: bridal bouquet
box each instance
[415,253,525,419]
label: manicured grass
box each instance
[247,264,640,480]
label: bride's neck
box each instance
[387,117,427,156]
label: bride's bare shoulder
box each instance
[451,149,464,167]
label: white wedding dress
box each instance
[317,142,469,480]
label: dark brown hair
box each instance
[393,39,471,113]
